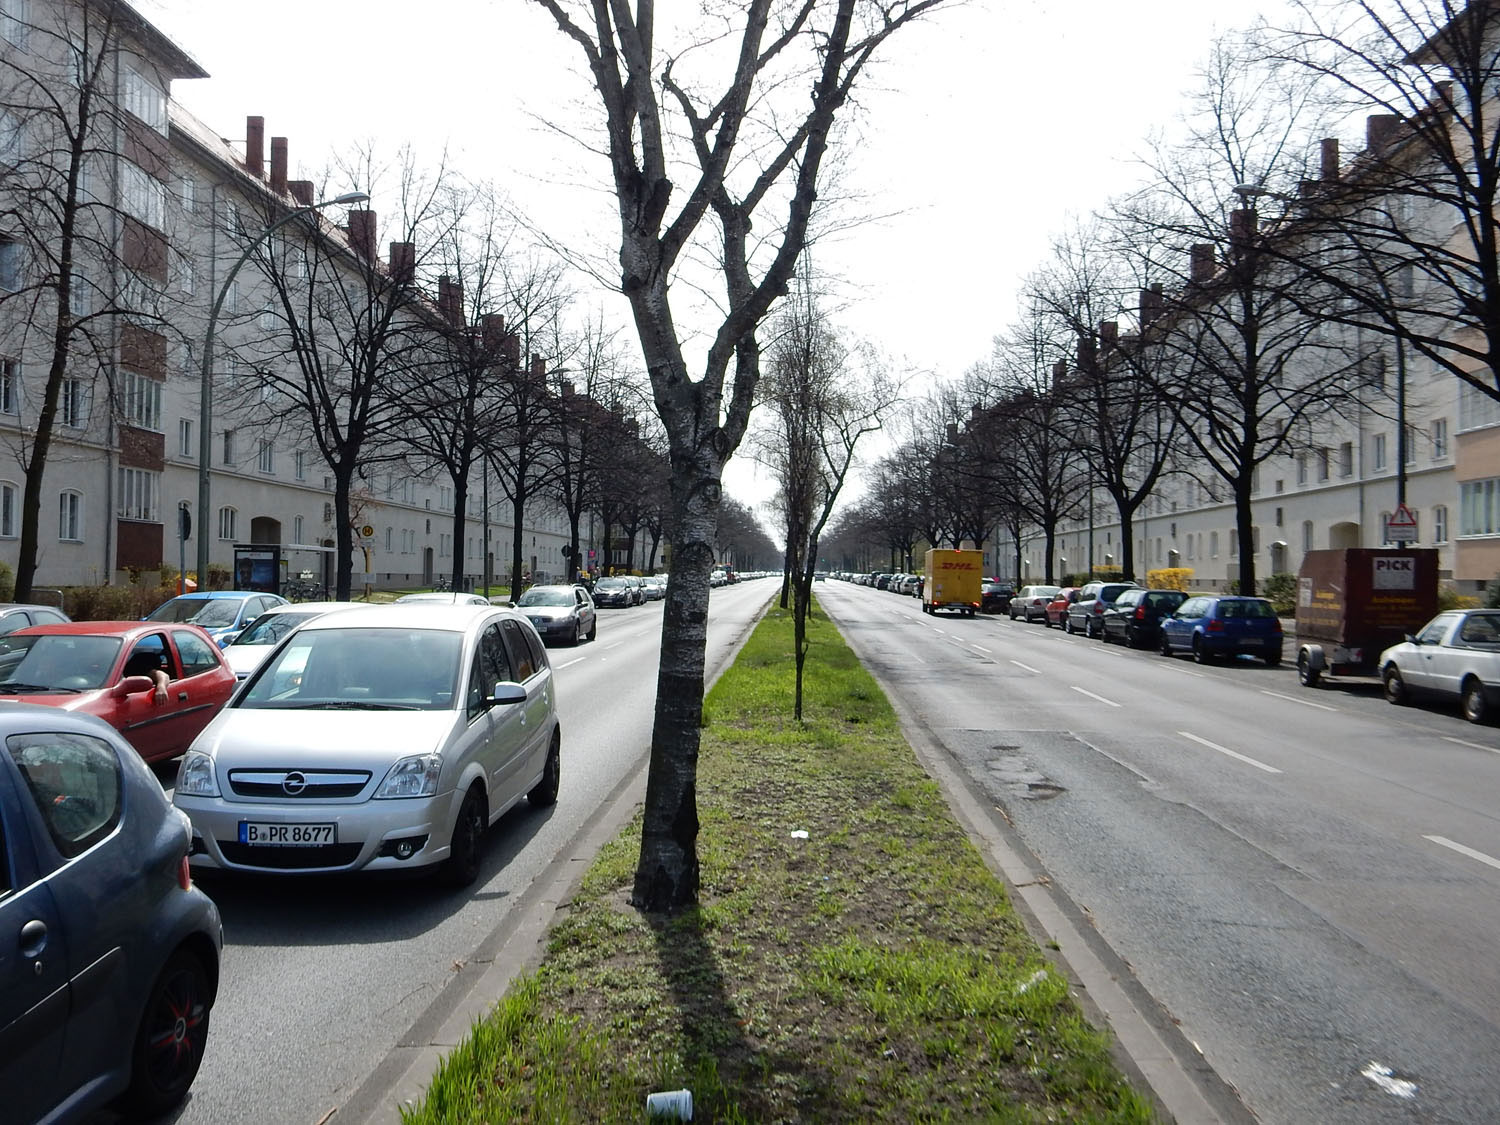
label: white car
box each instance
[174,604,560,884]
[1379,609,1500,724]
[220,601,370,681]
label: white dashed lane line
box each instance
[1260,688,1338,712]
[1010,660,1042,674]
[971,644,991,654]
[1443,736,1500,755]
[1070,686,1120,707]
[1178,730,1283,774]
[1423,835,1500,871]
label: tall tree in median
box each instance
[0,0,200,598]
[755,278,894,716]
[536,0,950,909]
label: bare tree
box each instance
[230,148,453,599]
[0,0,200,598]
[1115,39,1365,594]
[1265,0,1500,405]
[537,0,950,909]
[754,278,895,716]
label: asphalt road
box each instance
[818,580,1500,1125]
[112,580,776,1125]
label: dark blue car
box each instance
[1159,595,1284,666]
[0,705,222,1121]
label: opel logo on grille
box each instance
[282,771,308,796]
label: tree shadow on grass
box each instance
[647,905,840,1122]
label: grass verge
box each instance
[401,601,1156,1123]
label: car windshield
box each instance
[238,627,462,711]
[596,578,627,589]
[518,588,574,608]
[0,634,123,693]
[1217,599,1275,618]
[230,611,320,647]
[147,597,241,627]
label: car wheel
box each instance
[529,730,561,807]
[586,618,597,642]
[1125,627,1141,649]
[1297,652,1321,686]
[1160,633,1174,657]
[573,619,585,646]
[440,785,487,887]
[1383,665,1408,705]
[1264,653,1282,668]
[1462,677,1489,724]
[1192,636,1211,664]
[1062,616,1073,634]
[120,950,212,1117]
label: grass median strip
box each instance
[402,602,1155,1123]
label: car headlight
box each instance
[176,751,221,797]
[375,754,442,799]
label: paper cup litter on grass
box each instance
[646,1088,693,1119]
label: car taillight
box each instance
[1093,603,1104,615]
[1134,607,1146,619]
[177,854,193,891]
[1272,619,1283,633]
[1206,620,1225,632]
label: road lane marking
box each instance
[971,644,991,654]
[1360,1062,1418,1100]
[1178,731,1282,774]
[1442,736,1500,755]
[1260,689,1337,712]
[1178,669,1205,678]
[600,641,625,651]
[1423,835,1500,871]
[1070,686,1121,707]
[554,657,587,669]
[1010,660,1041,674]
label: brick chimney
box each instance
[945,421,959,444]
[530,353,546,381]
[561,378,575,398]
[1320,137,1339,182]
[1189,243,1216,283]
[1366,114,1400,151]
[1076,335,1097,370]
[288,180,314,206]
[970,403,982,423]
[480,314,505,349]
[347,210,376,260]
[1140,284,1164,326]
[388,241,414,282]
[1050,360,1067,388]
[1099,321,1118,348]
[1230,208,1256,249]
[501,333,520,367]
[436,276,463,325]
[270,137,288,195]
[245,116,264,177]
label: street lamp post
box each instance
[194,191,369,583]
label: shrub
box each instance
[0,559,12,602]
[1486,575,1500,609]
[64,584,152,620]
[1147,567,1193,592]
[1260,572,1297,615]
[1440,584,1482,612]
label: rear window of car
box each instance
[1100,585,1135,601]
[1145,592,1185,609]
[1114,590,1143,607]
[1217,599,1275,618]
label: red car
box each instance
[0,621,237,763]
[1044,587,1082,628]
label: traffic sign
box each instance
[1386,503,1418,543]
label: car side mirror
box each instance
[1404,633,1419,645]
[488,681,527,706]
[112,675,156,698]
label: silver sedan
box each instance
[1380,609,1500,723]
[174,604,560,885]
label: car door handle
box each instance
[177,691,189,701]
[20,919,47,959]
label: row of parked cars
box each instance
[0,589,573,1122]
[1007,580,1286,665]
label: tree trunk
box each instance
[333,469,355,600]
[630,451,720,912]
[1235,479,1256,595]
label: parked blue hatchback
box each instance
[1159,595,1284,666]
[0,705,222,1121]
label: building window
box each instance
[1296,455,1307,485]
[58,490,81,540]
[179,418,194,458]
[322,502,333,524]
[1434,504,1449,544]
[68,270,89,316]
[1433,418,1449,459]
[217,506,237,541]
[1,357,17,414]
[1275,506,1284,527]
[293,515,303,543]
[1460,382,1500,431]
[119,370,162,431]
[1403,424,1418,464]
[1379,510,1393,545]
[222,429,235,465]
[175,249,194,295]
[295,451,306,481]
[1373,433,1387,471]
[1460,478,1500,536]
[1339,441,1354,477]
[1210,531,1219,559]
[0,237,21,291]
[119,161,167,231]
[257,439,273,473]
[385,527,393,552]
[0,480,15,536]
[116,468,158,522]
[1229,530,1239,558]
[1302,520,1314,552]
[1317,448,1330,482]
[122,64,167,133]
[180,175,196,212]
[1,0,31,48]
[60,377,85,427]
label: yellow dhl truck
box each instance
[922,548,983,616]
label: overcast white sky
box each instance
[139,0,1287,509]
